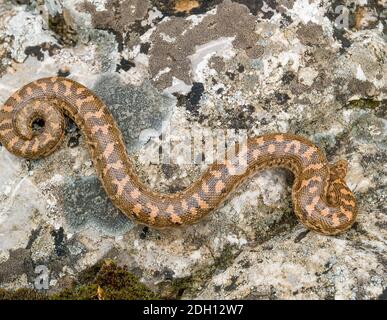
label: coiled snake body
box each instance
[0,77,357,235]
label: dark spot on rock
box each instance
[260,117,268,125]
[140,42,151,54]
[214,285,222,292]
[282,71,295,84]
[280,13,293,28]
[262,244,273,250]
[26,160,32,171]
[65,117,79,134]
[333,28,352,52]
[225,71,236,80]
[239,259,252,268]
[180,82,204,115]
[275,92,290,104]
[216,87,224,95]
[352,222,360,231]
[237,64,245,73]
[294,230,310,243]
[161,164,176,179]
[25,227,42,250]
[224,275,239,291]
[104,27,125,51]
[261,99,275,113]
[153,270,161,277]
[125,20,154,50]
[67,134,81,148]
[51,227,67,257]
[213,245,237,271]
[233,0,264,15]
[24,43,60,61]
[263,0,277,9]
[140,226,149,239]
[246,104,255,113]
[378,287,387,300]
[57,68,71,77]
[228,104,256,129]
[116,57,135,72]
[197,113,209,124]
[12,0,31,4]
[163,268,175,281]
[262,10,274,19]
[315,261,334,276]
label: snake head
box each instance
[329,160,348,180]
[327,159,353,208]
[294,158,357,235]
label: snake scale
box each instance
[0,77,357,235]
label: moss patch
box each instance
[52,260,157,300]
[0,246,244,300]
[0,260,157,300]
[348,99,385,118]
[0,288,47,300]
[163,276,195,299]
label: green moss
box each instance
[348,99,385,117]
[0,288,47,300]
[51,284,100,300]
[77,260,105,285]
[52,260,157,300]
[348,99,380,109]
[0,248,240,300]
[0,260,157,300]
[166,276,194,299]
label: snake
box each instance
[0,77,358,235]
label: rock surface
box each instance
[0,0,386,299]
